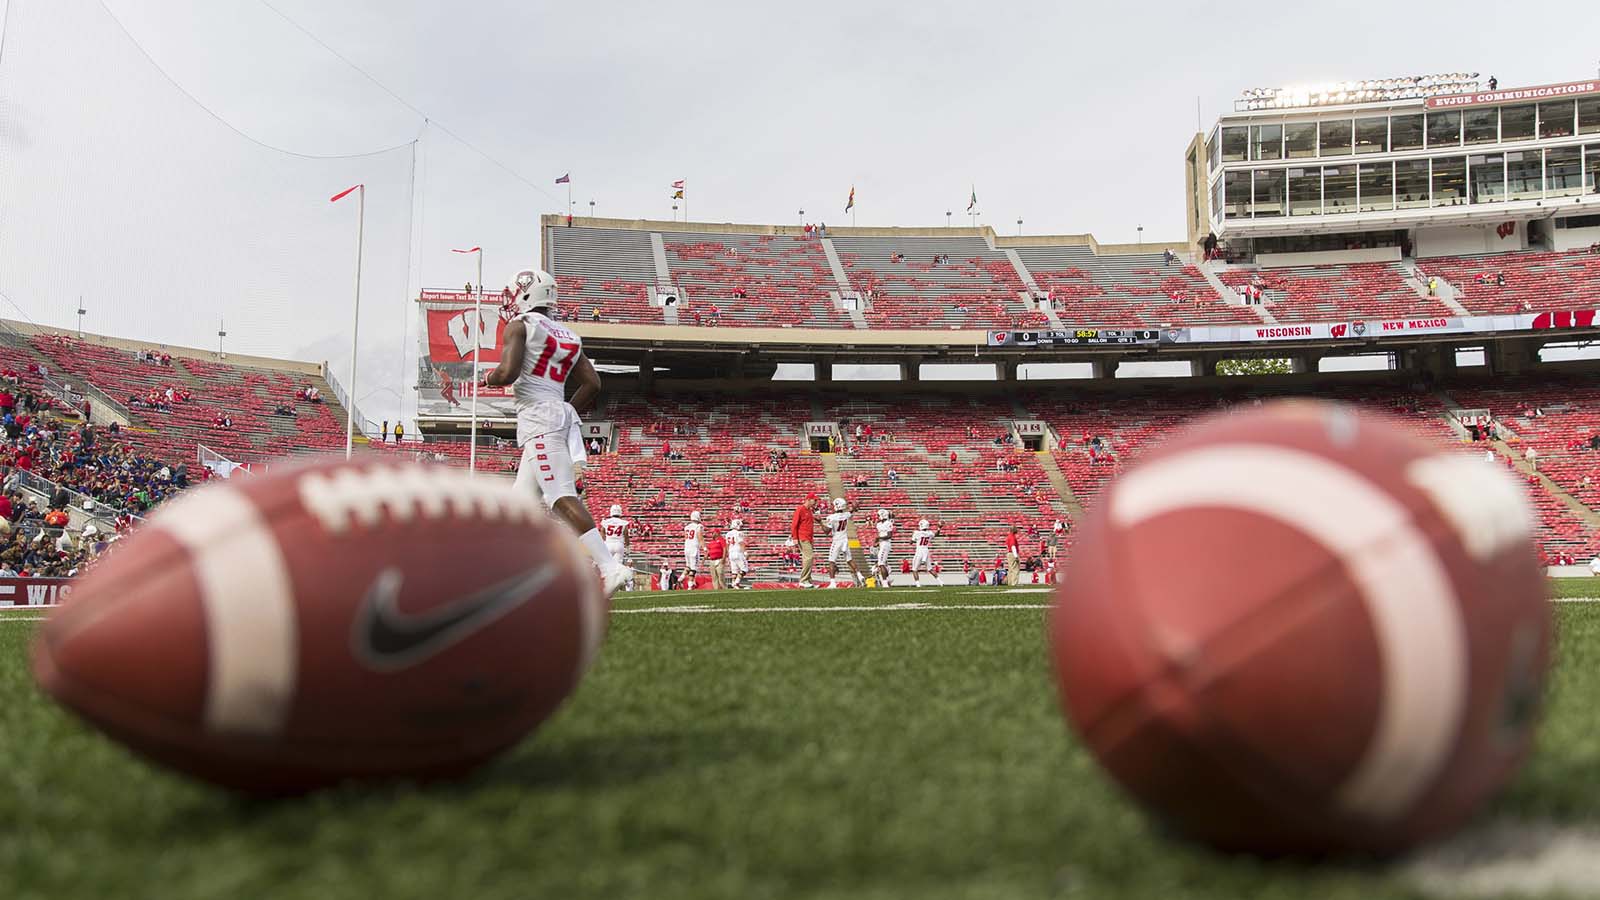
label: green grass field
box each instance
[2,585,1598,899]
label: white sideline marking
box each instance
[615,603,1049,615]
[1407,821,1600,898]
[0,617,46,622]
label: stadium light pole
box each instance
[217,319,227,359]
[75,297,85,338]
[331,184,364,460]
[452,247,485,476]
[946,211,951,228]
[588,199,595,219]
[1017,217,1023,236]
[1137,225,1144,245]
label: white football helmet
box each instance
[731,518,743,530]
[690,510,701,522]
[919,519,929,530]
[877,508,890,521]
[502,268,558,320]
[609,504,622,517]
[833,497,847,511]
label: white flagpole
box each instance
[469,250,482,476]
[332,184,365,460]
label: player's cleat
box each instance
[602,566,633,599]
[798,581,816,589]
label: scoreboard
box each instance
[986,329,1161,347]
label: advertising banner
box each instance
[0,578,74,607]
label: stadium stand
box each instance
[828,235,1043,329]
[663,234,850,328]
[1013,245,1257,327]
[547,226,662,324]
[1215,262,1455,322]
[1416,250,1600,315]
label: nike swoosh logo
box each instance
[352,564,559,673]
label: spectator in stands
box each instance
[272,404,296,417]
[1525,446,1538,470]
[1162,249,1176,266]
[1004,526,1021,586]
[381,420,389,443]
[212,413,232,429]
[887,467,900,485]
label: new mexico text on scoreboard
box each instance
[986,329,1161,347]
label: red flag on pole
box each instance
[330,184,361,202]
[451,247,481,253]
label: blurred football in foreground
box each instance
[33,458,605,794]
[1049,400,1550,855]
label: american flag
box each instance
[554,173,571,185]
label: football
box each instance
[32,457,606,794]
[1048,400,1552,855]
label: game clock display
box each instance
[986,329,1160,346]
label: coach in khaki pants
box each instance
[792,493,817,587]
[1005,526,1021,587]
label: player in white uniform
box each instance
[910,519,937,586]
[824,498,865,589]
[724,518,749,590]
[683,510,705,590]
[600,504,631,591]
[873,509,895,588]
[482,268,630,598]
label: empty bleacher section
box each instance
[546,226,662,324]
[821,396,1070,566]
[1417,250,1600,316]
[828,235,1042,329]
[1215,262,1453,323]
[1012,245,1255,327]
[664,234,849,328]
[17,327,347,466]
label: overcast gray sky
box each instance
[1,0,1597,425]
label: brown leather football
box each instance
[33,457,606,794]
[1049,400,1550,854]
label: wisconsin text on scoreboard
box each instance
[986,329,1161,347]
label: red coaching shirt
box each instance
[791,503,814,542]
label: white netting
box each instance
[0,0,418,425]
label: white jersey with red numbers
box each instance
[874,519,894,567]
[683,521,704,569]
[512,311,583,446]
[600,516,629,556]
[911,527,934,570]
[724,528,747,573]
[825,511,853,562]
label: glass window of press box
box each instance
[1588,144,1600,192]
[1432,157,1466,207]
[1548,147,1584,197]
[1583,99,1600,135]
[1358,162,1393,211]
[1540,101,1575,139]
[1427,111,1461,148]
[1506,151,1542,201]
[1501,104,1536,141]
[1221,126,1248,162]
[1468,154,1505,203]
[1288,168,1320,216]
[1464,108,1499,145]
[1323,165,1356,213]
[1284,122,1317,159]
[1319,119,1353,156]
[1253,124,1283,161]
[1355,117,1388,154]
[1252,169,1286,217]
[1392,114,1424,151]
[1396,159,1430,209]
